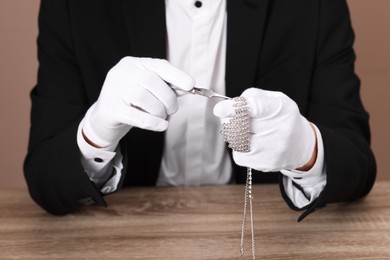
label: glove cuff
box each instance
[82,103,125,148]
[294,118,317,170]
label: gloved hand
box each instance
[82,57,195,148]
[213,88,316,172]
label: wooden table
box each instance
[1,182,390,259]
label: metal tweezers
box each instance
[188,87,231,100]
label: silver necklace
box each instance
[221,97,256,259]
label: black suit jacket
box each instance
[25,0,376,221]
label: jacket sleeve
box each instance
[24,0,118,215]
[279,0,376,221]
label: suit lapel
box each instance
[122,0,166,185]
[226,0,270,97]
[123,0,167,59]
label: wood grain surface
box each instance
[1,182,390,259]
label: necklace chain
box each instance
[241,167,256,259]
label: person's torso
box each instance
[66,0,320,185]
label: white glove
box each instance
[83,57,195,148]
[213,88,316,172]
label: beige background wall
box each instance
[0,1,388,188]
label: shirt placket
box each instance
[184,1,213,185]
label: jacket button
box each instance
[79,197,96,206]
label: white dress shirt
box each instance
[157,0,232,186]
[77,0,327,208]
